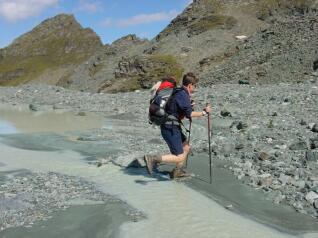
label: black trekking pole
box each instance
[207,103,212,184]
[184,119,192,168]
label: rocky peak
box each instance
[4,14,102,58]
[112,34,149,48]
[37,14,81,30]
[0,13,102,86]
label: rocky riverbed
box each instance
[0,171,144,232]
[0,77,318,226]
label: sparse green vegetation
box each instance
[150,54,183,83]
[256,0,315,19]
[156,0,225,40]
[267,119,274,128]
[0,49,89,86]
[98,76,141,93]
[118,76,141,92]
[188,15,237,35]
[99,54,184,93]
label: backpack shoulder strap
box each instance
[174,86,187,94]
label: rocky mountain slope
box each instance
[200,8,318,85]
[65,0,269,93]
[57,34,184,93]
[53,0,318,92]
[0,0,318,91]
[0,14,102,86]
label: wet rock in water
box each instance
[289,140,308,150]
[220,109,232,117]
[230,121,247,131]
[76,112,86,116]
[77,136,99,142]
[269,96,276,101]
[29,104,38,111]
[312,124,318,133]
[306,192,318,205]
[96,158,111,167]
[314,200,318,209]
[310,137,318,149]
[308,123,316,131]
[238,79,250,85]
[225,204,234,210]
[300,119,307,126]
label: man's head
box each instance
[182,72,198,94]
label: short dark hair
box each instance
[182,72,198,86]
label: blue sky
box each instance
[0,0,192,48]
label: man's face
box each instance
[189,83,196,94]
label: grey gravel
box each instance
[0,172,144,231]
[0,79,318,219]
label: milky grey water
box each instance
[0,107,318,238]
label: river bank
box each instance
[0,137,314,238]
[0,81,318,237]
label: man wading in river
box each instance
[144,72,211,179]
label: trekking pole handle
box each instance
[204,103,211,114]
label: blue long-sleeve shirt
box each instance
[165,87,192,122]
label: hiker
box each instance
[144,72,211,179]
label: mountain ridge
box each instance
[0,14,102,86]
[1,0,318,91]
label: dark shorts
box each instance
[161,125,187,155]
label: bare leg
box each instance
[161,142,190,168]
[180,142,190,168]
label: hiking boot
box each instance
[169,168,191,179]
[153,160,160,172]
[144,155,160,175]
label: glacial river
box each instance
[0,104,317,238]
